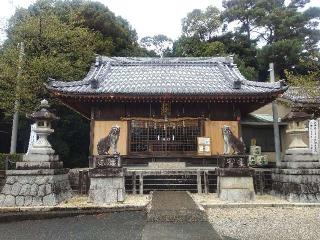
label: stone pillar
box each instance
[0,100,72,207]
[272,110,320,202]
[217,156,255,202]
[89,154,125,204]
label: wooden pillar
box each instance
[216,171,220,195]
[270,63,281,167]
[132,172,137,195]
[79,170,83,194]
[139,173,144,195]
[89,107,95,156]
[204,171,209,194]
[197,170,202,194]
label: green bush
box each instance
[0,153,22,170]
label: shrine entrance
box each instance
[129,119,202,155]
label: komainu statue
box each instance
[222,125,245,154]
[97,125,120,155]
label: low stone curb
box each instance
[0,205,146,223]
[202,202,320,209]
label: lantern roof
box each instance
[282,109,311,122]
[27,99,59,121]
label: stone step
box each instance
[280,162,320,169]
[147,191,207,223]
[16,161,63,170]
[284,154,320,162]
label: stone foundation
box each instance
[272,151,320,203]
[0,169,72,207]
[217,168,255,202]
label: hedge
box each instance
[0,153,22,170]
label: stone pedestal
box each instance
[217,168,255,202]
[272,150,320,202]
[89,154,125,204]
[0,168,72,207]
[0,152,72,207]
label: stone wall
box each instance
[0,173,72,207]
[272,168,320,202]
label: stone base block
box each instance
[272,168,320,203]
[23,153,59,162]
[89,177,125,204]
[16,161,63,170]
[285,148,312,155]
[148,162,186,169]
[218,176,255,202]
[280,162,320,169]
[283,153,320,162]
[0,171,72,207]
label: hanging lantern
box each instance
[161,101,171,117]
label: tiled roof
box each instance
[46,56,286,97]
[281,87,320,104]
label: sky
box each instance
[0,0,319,42]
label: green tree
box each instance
[172,36,226,57]
[140,34,173,57]
[285,51,320,97]
[0,0,151,166]
[222,0,320,79]
[222,0,264,42]
[1,11,98,114]
[182,6,221,41]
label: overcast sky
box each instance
[1,0,319,42]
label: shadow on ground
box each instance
[0,212,145,240]
[0,211,231,240]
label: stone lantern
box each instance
[282,109,311,154]
[27,99,59,156]
[271,108,320,203]
[0,100,72,207]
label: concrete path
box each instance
[147,191,207,222]
[144,191,222,239]
[142,222,223,240]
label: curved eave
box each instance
[47,87,287,103]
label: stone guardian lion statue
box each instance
[97,125,120,155]
[222,125,245,154]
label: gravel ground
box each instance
[191,193,289,205]
[207,207,320,240]
[58,194,150,208]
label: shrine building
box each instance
[46,56,287,167]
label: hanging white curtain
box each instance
[27,123,37,153]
